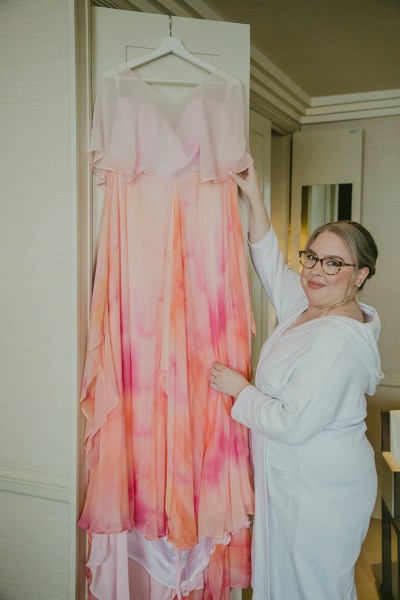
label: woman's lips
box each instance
[308,281,325,289]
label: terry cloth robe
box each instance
[232,227,382,600]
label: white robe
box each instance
[232,228,382,600]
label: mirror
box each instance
[290,129,362,266]
[300,183,352,250]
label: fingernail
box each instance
[228,170,232,175]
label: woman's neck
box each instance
[308,298,364,322]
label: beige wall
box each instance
[0,0,75,598]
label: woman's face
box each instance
[300,231,359,310]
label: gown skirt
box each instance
[79,172,255,599]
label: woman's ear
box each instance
[355,267,369,288]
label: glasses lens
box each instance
[321,259,341,275]
[299,252,315,268]
[299,252,342,275]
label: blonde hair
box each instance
[305,220,378,292]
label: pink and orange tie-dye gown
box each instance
[79,65,255,599]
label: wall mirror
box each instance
[290,129,363,265]
[299,182,353,250]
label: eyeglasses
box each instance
[299,251,355,276]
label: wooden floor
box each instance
[355,518,398,600]
[241,517,398,599]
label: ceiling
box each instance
[201,0,400,98]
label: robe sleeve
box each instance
[232,326,369,445]
[248,227,306,321]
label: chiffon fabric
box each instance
[79,65,255,599]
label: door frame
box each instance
[70,0,92,597]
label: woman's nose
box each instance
[311,259,324,274]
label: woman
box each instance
[210,165,381,599]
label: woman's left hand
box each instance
[209,362,250,398]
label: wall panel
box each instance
[0,492,70,600]
[0,0,74,598]
[0,0,71,474]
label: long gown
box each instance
[78,65,255,599]
[232,227,382,600]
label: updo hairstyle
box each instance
[305,220,378,291]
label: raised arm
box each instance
[230,164,270,243]
[231,164,305,320]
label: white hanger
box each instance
[125,36,217,74]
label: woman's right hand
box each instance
[229,164,264,208]
[230,164,271,243]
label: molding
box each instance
[302,88,400,125]
[160,1,197,17]
[0,465,70,503]
[250,55,309,133]
[311,88,400,107]
[379,374,400,388]
[175,0,223,19]
[250,94,298,135]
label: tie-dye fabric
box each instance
[79,65,255,598]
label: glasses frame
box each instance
[298,250,355,276]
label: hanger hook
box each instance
[169,14,172,37]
